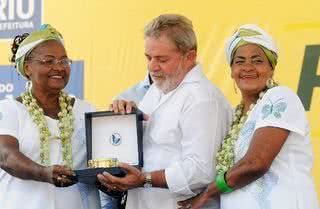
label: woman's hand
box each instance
[177,190,211,209]
[44,165,76,187]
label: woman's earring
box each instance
[266,78,275,88]
[233,82,238,94]
[25,80,32,91]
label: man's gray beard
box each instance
[152,59,187,93]
[156,69,186,94]
[155,79,179,94]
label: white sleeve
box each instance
[0,100,19,139]
[255,86,308,136]
[165,100,228,195]
[78,99,97,112]
[87,102,97,112]
[114,82,147,104]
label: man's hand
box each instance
[109,100,137,114]
[109,100,149,120]
[97,163,145,192]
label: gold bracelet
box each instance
[88,158,119,168]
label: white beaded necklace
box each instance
[21,90,74,168]
[216,84,276,174]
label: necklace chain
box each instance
[21,90,74,168]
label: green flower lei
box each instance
[21,90,74,168]
[216,83,277,174]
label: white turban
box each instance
[225,24,278,68]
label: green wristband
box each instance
[215,171,233,193]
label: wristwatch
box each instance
[143,172,152,188]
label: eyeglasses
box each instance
[29,58,72,68]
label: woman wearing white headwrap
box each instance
[0,24,101,209]
[178,24,319,209]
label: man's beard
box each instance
[150,61,186,94]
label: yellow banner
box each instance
[0,0,319,199]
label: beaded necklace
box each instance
[216,84,276,174]
[21,90,74,168]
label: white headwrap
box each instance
[225,24,278,66]
[14,24,64,80]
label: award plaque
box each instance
[74,110,144,185]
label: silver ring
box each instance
[57,176,62,181]
[113,186,117,190]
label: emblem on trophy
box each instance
[110,133,122,146]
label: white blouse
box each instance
[221,86,319,209]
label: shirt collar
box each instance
[142,73,152,87]
[180,63,204,84]
[139,73,152,90]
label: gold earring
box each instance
[233,81,238,94]
[266,78,275,88]
[25,80,32,91]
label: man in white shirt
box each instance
[98,14,232,209]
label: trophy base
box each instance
[74,167,127,185]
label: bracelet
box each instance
[215,171,233,193]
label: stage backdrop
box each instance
[0,0,319,198]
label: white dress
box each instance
[221,86,319,209]
[0,98,101,209]
[125,64,232,209]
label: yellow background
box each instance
[0,0,319,199]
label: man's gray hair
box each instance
[144,14,197,53]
